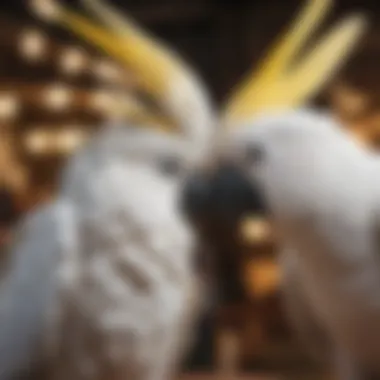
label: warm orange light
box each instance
[19,28,48,62]
[0,94,20,121]
[240,216,272,244]
[44,84,73,111]
[25,129,51,154]
[330,83,370,119]
[56,128,87,153]
[29,0,61,22]
[60,47,87,76]
[245,258,280,299]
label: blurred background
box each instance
[2,0,380,379]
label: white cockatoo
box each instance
[221,108,380,379]
[181,0,372,377]
[0,0,217,379]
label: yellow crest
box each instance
[31,0,209,133]
[32,0,367,131]
[223,0,367,125]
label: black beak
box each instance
[181,162,268,228]
[180,163,269,305]
[180,163,271,369]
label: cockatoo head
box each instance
[36,0,219,222]
[182,0,367,236]
[220,109,366,224]
[181,0,368,303]
[62,125,198,226]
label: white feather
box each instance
[227,108,380,377]
[1,124,202,380]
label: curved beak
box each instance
[181,163,268,229]
[181,162,270,305]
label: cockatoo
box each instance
[0,0,217,378]
[183,0,367,296]
[180,0,370,376]
[220,108,380,379]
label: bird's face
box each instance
[181,162,267,234]
[181,159,269,304]
[180,134,270,306]
[63,125,197,236]
[220,110,356,221]
[181,109,348,304]
[106,126,192,197]
[181,110,338,229]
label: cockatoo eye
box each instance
[243,144,265,167]
[158,156,183,177]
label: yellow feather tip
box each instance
[224,0,367,125]
[226,0,333,115]
[33,0,194,133]
[69,0,186,98]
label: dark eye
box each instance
[243,144,265,166]
[158,156,182,176]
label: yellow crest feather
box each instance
[280,15,367,109]
[58,0,196,110]
[224,0,367,125]
[38,0,211,134]
[225,0,332,116]
[33,1,181,131]
[54,8,168,97]
[112,96,176,132]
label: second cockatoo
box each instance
[180,0,370,376]
[220,108,380,379]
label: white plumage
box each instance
[0,124,205,380]
[224,108,380,378]
[0,201,70,379]
[277,247,330,365]
[53,126,201,379]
